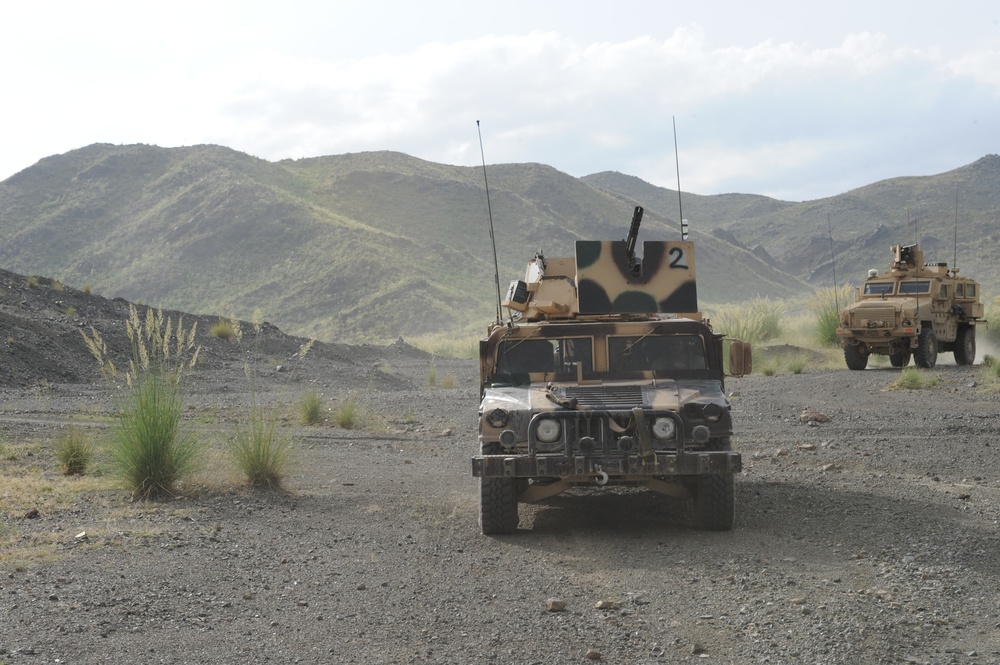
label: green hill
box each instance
[3,144,995,342]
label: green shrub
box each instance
[334,395,363,429]
[426,363,437,387]
[709,296,784,344]
[55,427,95,475]
[298,389,323,425]
[229,404,292,489]
[85,305,203,498]
[210,318,237,340]
[110,374,200,498]
[888,368,941,391]
[984,297,1000,347]
[26,276,38,288]
[808,284,855,347]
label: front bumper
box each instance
[472,450,741,479]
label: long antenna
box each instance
[672,116,687,240]
[827,213,839,312]
[953,185,959,269]
[477,120,504,323]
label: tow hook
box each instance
[594,466,609,486]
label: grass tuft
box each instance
[709,296,784,344]
[298,389,323,425]
[888,368,941,391]
[210,318,237,340]
[334,395,364,429]
[229,404,292,489]
[55,427,95,475]
[808,284,855,347]
[109,374,201,498]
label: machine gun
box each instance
[625,205,644,276]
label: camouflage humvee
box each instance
[472,207,752,534]
[836,244,984,370]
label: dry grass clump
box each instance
[887,368,941,391]
[55,427,95,475]
[297,389,324,425]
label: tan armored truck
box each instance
[472,206,752,534]
[836,244,984,370]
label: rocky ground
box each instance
[2,269,1000,664]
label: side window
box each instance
[967,284,977,298]
[940,284,949,298]
[956,283,964,298]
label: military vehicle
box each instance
[471,206,752,534]
[836,243,984,370]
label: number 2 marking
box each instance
[669,247,688,269]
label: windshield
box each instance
[864,282,894,296]
[495,337,593,380]
[899,280,931,295]
[608,334,706,372]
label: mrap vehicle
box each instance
[836,244,984,370]
[472,206,752,534]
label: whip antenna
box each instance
[953,186,959,269]
[673,116,687,240]
[827,213,839,312]
[477,121,504,323]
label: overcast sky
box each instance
[3,1,998,201]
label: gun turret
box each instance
[625,206,644,276]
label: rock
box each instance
[584,649,601,660]
[545,598,566,612]
[23,507,39,519]
[799,407,830,423]
[594,600,619,610]
[797,443,816,451]
[439,428,454,437]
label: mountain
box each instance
[0,144,806,342]
[1,144,995,343]
[585,155,1000,293]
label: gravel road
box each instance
[3,337,1000,665]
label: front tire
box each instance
[844,343,869,370]
[692,437,735,531]
[889,351,911,368]
[480,442,518,535]
[913,327,938,369]
[954,325,976,366]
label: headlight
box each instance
[487,408,509,428]
[536,418,561,443]
[652,417,676,440]
[702,403,722,422]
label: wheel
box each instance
[693,473,735,531]
[889,351,911,368]
[692,437,735,531]
[844,343,869,370]
[913,326,938,369]
[954,325,976,366]
[480,442,518,535]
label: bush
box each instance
[709,296,784,345]
[229,404,292,489]
[298,389,323,425]
[888,368,941,391]
[210,318,237,341]
[808,284,855,347]
[85,305,203,498]
[334,395,363,429]
[110,374,200,498]
[55,427,95,475]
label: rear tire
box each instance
[954,325,976,366]
[889,351,911,368]
[844,343,869,370]
[480,442,518,535]
[692,437,735,531]
[913,327,938,369]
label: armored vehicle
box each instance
[472,206,752,534]
[836,244,984,370]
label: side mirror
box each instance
[724,339,753,377]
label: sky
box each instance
[3,1,999,201]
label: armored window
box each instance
[863,282,894,295]
[940,284,949,298]
[554,337,593,374]
[967,284,976,298]
[956,283,964,298]
[496,340,554,374]
[608,334,706,372]
[898,281,930,295]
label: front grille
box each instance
[562,385,643,409]
[854,305,895,326]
